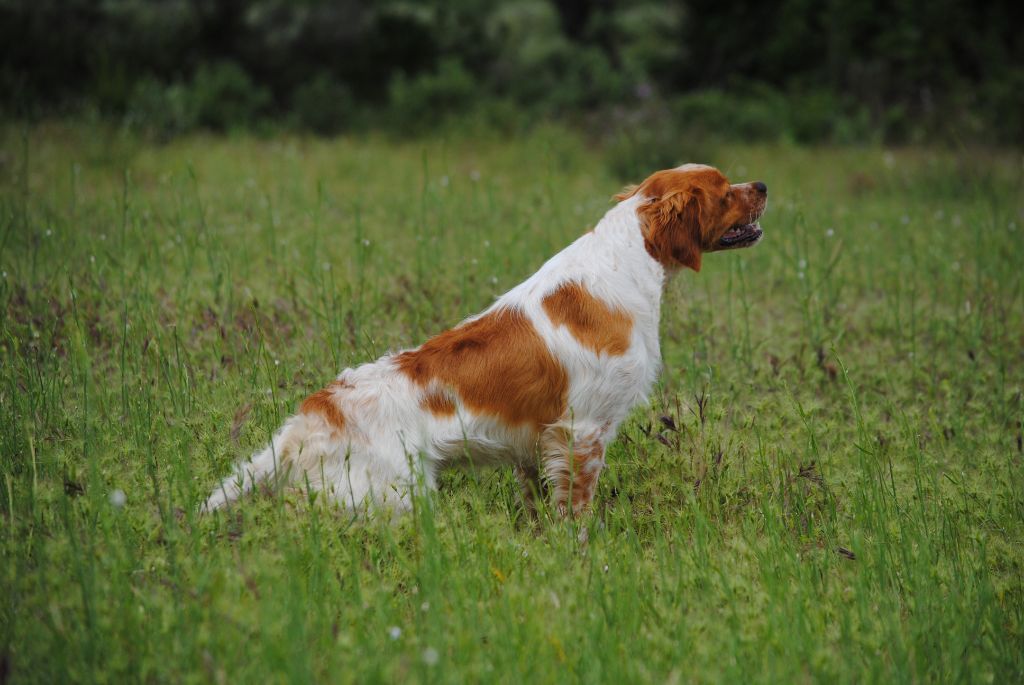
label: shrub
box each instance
[980,67,1024,144]
[602,101,719,182]
[188,62,270,132]
[672,89,789,142]
[387,59,477,133]
[291,72,355,135]
[124,77,196,139]
[787,89,844,143]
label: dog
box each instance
[202,163,767,516]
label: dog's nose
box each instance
[753,181,767,194]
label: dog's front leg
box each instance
[541,424,607,517]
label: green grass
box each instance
[2,122,1022,683]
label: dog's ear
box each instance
[637,187,705,272]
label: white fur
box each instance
[202,194,667,515]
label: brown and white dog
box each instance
[203,164,767,515]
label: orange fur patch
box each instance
[421,389,457,417]
[542,281,633,356]
[299,382,347,432]
[397,308,567,429]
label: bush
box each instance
[291,72,355,135]
[551,47,631,111]
[980,67,1024,144]
[672,89,789,142]
[124,77,197,139]
[387,59,477,133]
[188,62,270,132]
[602,101,719,182]
[786,90,844,143]
[124,62,271,137]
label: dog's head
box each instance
[617,164,767,272]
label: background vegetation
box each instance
[1,123,1022,682]
[2,1,1023,682]
[2,0,1022,145]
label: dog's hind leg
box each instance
[200,416,306,513]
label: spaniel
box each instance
[203,164,767,515]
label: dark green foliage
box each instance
[188,62,271,132]
[124,62,270,137]
[0,0,1021,143]
[388,59,478,133]
[290,72,354,135]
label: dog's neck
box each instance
[591,195,670,295]
[493,197,665,335]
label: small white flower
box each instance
[388,626,402,640]
[1,272,6,278]
[45,229,52,237]
[90,255,96,264]
[422,647,439,666]
[951,261,960,272]
[825,228,834,237]
[361,238,370,247]
[471,258,478,265]
[100,233,106,241]
[274,359,280,366]
[798,259,807,270]
[420,601,430,612]
[469,170,481,182]
[798,271,805,280]
[109,489,127,508]
[489,276,498,285]
[521,550,528,558]
[322,262,331,271]
[483,240,490,248]
[603,564,609,573]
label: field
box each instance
[2,123,1022,683]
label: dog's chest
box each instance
[561,316,662,420]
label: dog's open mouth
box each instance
[717,222,763,249]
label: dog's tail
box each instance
[200,417,304,513]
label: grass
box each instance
[1,122,1022,683]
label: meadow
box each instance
[1,123,1022,683]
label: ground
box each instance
[1,123,1022,683]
